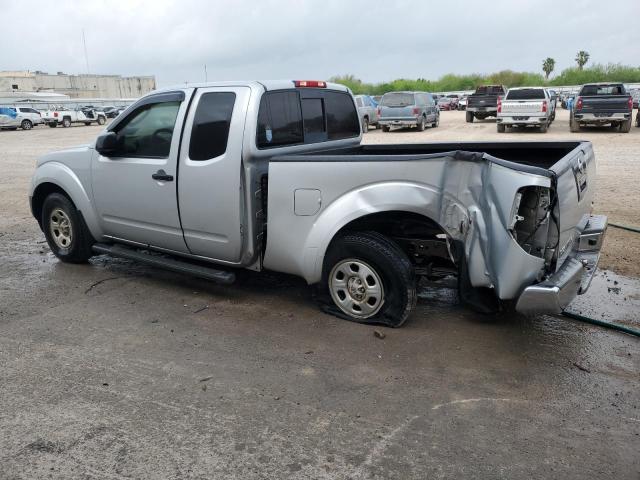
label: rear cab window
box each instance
[257,88,359,149]
[506,89,546,100]
[580,84,626,96]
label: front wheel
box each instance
[42,193,94,263]
[362,117,369,133]
[321,232,416,327]
[97,116,106,125]
[432,115,439,128]
[466,111,474,123]
[636,113,640,127]
[21,119,33,130]
[62,118,71,128]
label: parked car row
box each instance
[0,104,131,131]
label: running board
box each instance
[92,243,235,285]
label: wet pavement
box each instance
[1,124,639,479]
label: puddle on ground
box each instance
[567,270,640,327]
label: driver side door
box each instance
[92,90,193,252]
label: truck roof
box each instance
[154,80,350,94]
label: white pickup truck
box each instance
[30,80,607,327]
[497,87,554,133]
[42,107,106,128]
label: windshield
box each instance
[506,89,546,100]
[380,93,415,107]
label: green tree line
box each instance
[330,63,640,94]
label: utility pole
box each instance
[82,29,90,74]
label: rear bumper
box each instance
[574,112,631,123]
[497,115,549,126]
[467,106,496,113]
[378,118,418,127]
[515,214,607,315]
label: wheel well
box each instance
[31,183,71,226]
[329,211,455,271]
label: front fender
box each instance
[31,162,104,239]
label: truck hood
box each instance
[36,144,93,168]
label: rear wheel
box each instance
[42,193,94,263]
[619,118,631,133]
[381,125,390,132]
[539,122,548,133]
[85,122,92,126]
[48,122,57,128]
[21,119,33,130]
[569,115,580,132]
[97,116,106,125]
[416,116,425,131]
[362,117,369,133]
[497,124,505,133]
[321,232,416,327]
[636,113,640,127]
[465,111,474,123]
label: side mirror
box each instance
[95,132,119,156]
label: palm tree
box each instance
[542,58,555,80]
[575,51,590,70]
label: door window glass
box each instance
[113,101,181,158]
[189,92,236,160]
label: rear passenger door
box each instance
[178,86,250,261]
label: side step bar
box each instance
[92,243,235,285]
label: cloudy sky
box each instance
[2,0,639,86]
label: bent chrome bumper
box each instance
[516,215,607,315]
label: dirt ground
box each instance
[0,111,638,479]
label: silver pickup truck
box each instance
[30,80,607,327]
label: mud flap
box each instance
[454,242,502,314]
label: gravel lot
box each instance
[0,110,638,479]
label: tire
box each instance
[432,115,439,128]
[41,193,94,263]
[569,115,580,132]
[48,122,58,128]
[97,116,106,125]
[539,122,548,133]
[362,117,369,133]
[497,123,505,133]
[62,117,71,128]
[619,119,631,133]
[466,111,474,123]
[636,113,640,128]
[85,122,92,126]
[381,125,390,132]
[21,119,33,130]
[321,231,416,327]
[416,116,425,131]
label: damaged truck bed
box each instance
[266,141,607,318]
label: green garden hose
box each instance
[609,222,640,234]
[561,311,640,338]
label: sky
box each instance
[2,0,639,87]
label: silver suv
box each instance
[377,91,439,131]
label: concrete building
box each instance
[0,71,156,99]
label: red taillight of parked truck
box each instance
[54,112,59,117]
[541,101,547,113]
[628,97,633,110]
[575,97,583,110]
[497,96,502,113]
[412,107,420,115]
